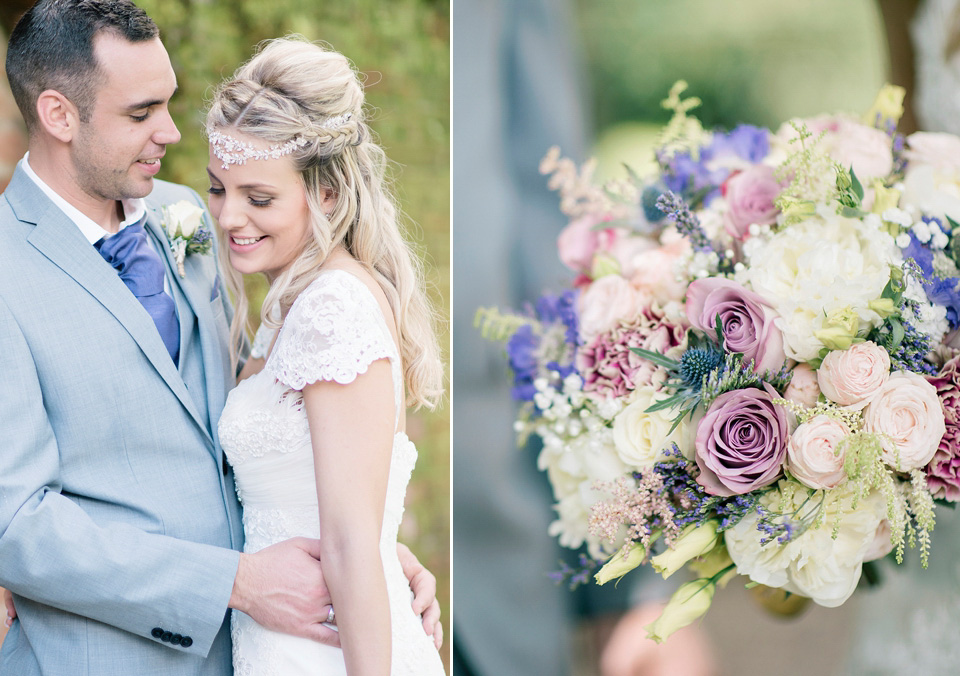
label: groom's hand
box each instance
[229,537,340,647]
[397,543,443,650]
[3,587,15,627]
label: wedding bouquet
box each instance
[478,82,960,642]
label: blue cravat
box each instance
[95,220,180,365]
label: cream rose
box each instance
[862,371,946,471]
[163,199,205,238]
[817,341,891,409]
[786,415,850,490]
[612,387,685,468]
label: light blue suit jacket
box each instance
[0,163,244,675]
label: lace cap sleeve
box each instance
[267,271,397,390]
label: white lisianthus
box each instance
[724,480,886,607]
[163,200,205,238]
[645,579,717,644]
[595,542,646,585]
[650,520,721,579]
[743,209,898,361]
[612,386,686,469]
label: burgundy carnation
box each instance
[576,304,687,398]
[925,353,960,501]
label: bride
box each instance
[207,38,445,675]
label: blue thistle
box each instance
[680,348,724,389]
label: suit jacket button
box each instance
[161,631,173,642]
[151,627,164,639]
[181,636,193,648]
[171,633,183,645]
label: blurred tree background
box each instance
[573,0,887,181]
[0,0,449,668]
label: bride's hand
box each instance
[3,587,16,627]
[396,542,443,650]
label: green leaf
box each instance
[889,317,905,350]
[850,166,864,201]
[630,347,678,368]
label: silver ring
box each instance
[326,606,335,624]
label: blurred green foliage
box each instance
[576,0,886,132]
[138,0,449,667]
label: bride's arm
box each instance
[303,359,394,675]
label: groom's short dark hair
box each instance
[6,0,159,132]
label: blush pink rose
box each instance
[557,215,620,275]
[786,415,850,490]
[817,116,894,183]
[577,275,641,340]
[685,277,786,374]
[784,363,821,409]
[723,165,782,240]
[630,230,690,305]
[904,132,960,172]
[863,371,947,471]
[817,342,891,409]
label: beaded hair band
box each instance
[209,112,354,169]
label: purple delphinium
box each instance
[656,125,770,208]
[710,125,770,164]
[506,324,540,401]
[536,289,581,348]
[902,231,960,328]
[505,289,582,404]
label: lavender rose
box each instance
[695,383,790,496]
[723,165,781,240]
[685,277,786,374]
[925,353,960,501]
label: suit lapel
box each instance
[144,203,227,446]
[9,169,213,447]
[143,213,195,372]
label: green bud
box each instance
[650,520,720,579]
[595,542,646,585]
[645,578,716,644]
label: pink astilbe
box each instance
[577,304,687,398]
[589,474,681,557]
[926,352,960,501]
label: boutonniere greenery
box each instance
[160,200,213,278]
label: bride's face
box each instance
[206,132,312,281]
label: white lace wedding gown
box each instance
[218,269,445,675]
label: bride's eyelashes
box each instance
[207,185,272,208]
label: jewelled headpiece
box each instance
[209,113,354,169]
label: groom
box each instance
[0,1,438,674]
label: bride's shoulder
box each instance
[294,255,396,334]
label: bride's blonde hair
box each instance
[207,36,442,409]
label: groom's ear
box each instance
[35,90,81,143]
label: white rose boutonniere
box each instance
[160,200,213,277]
